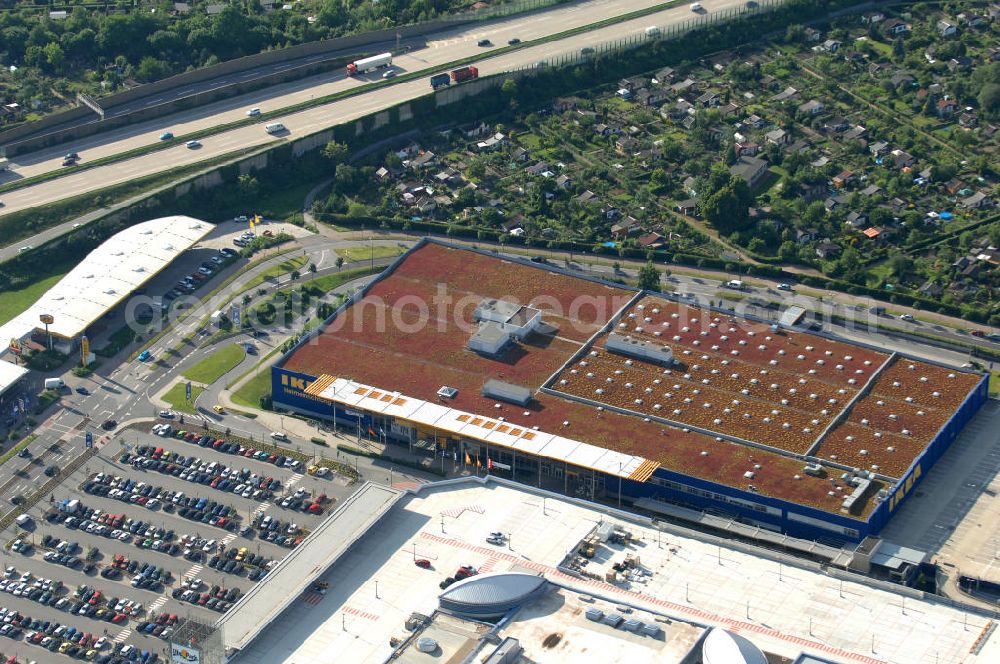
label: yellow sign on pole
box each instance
[81,335,90,368]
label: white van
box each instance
[15,515,32,528]
[264,123,286,135]
[690,2,703,11]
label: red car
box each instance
[111,613,127,623]
[414,559,431,569]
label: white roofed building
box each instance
[0,216,212,355]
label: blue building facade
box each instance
[274,361,989,544]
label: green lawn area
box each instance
[183,344,246,385]
[162,382,205,414]
[0,272,65,325]
[335,245,404,263]
[990,372,999,399]
[866,39,892,56]
[307,265,380,294]
[242,255,308,291]
[231,368,271,410]
[256,180,319,221]
[518,133,543,150]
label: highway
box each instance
[0,0,748,218]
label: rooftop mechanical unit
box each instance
[605,333,674,366]
[482,380,532,406]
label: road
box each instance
[0,0,748,222]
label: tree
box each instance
[698,175,753,233]
[638,261,661,291]
[237,174,259,197]
[321,140,348,164]
[335,256,345,270]
[979,83,1000,118]
[308,263,317,273]
[42,42,65,72]
[290,270,300,280]
[886,253,913,281]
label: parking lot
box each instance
[0,424,355,663]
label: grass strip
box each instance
[183,344,246,385]
[242,256,309,291]
[0,435,37,467]
[162,382,205,415]
[0,272,65,325]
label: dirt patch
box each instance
[542,633,563,649]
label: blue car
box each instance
[138,350,152,362]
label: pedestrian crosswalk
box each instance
[287,472,304,487]
[301,592,324,605]
[221,532,237,546]
[148,596,168,613]
[112,628,131,644]
[184,564,204,579]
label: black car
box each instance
[508,37,521,45]
[75,386,89,395]
[101,419,117,430]
[477,39,492,47]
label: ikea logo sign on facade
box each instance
[272,367,329,416]
[281,373,312,392]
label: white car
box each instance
[159,410,175,418]
[185,140,201,149]
[247,108,261,117]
